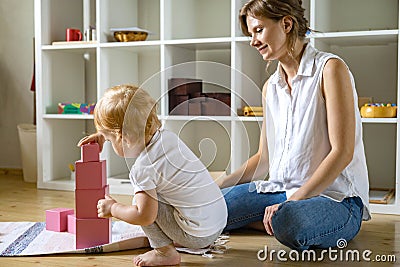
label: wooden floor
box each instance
[0,173,399,266]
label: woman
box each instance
[218,0,370,250]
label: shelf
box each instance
[38,178,75,191]
[370,203,398,214]
[100,40,162,48]
[164,37,232,49]
[42,43,98,50]
[361,118,398,124]
[108,177,134,195]
[310,30,399,46]
[43,114,94,120]
[38,176,134,195]
[237,116,263,122]
[161,115,233,122]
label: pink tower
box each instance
[72,143,111,249]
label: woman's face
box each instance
[246,15,289,61]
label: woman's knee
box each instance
[271,202,309,250]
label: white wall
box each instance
[0,0,35,168]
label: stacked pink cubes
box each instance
[73,143,111,249]
[45,143,111,249]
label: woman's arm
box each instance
[289,58,355,201]
[218,82,270,188]
[97,189,158,226]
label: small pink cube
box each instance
[45,208,74,232]
[81,143,100,162]
[67,214,76,234]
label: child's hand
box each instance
[77,133,106,152]
[97,195,117,218]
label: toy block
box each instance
[75,185,109,218]
[45,207,74,232]
[81,143,100,162]
[67,214,76,234]
[75,217,111,249]
[75,160,106,190]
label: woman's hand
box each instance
[97,195,117,218]
[263,203,280,235]
[77,132,106,152]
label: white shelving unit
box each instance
[35,0,400,214]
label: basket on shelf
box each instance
[110,27,150,42]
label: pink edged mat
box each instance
[0,221,148,256]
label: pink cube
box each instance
[67,214,76,234]
[75,185,109,218]
[75,217,111,249]
[45,208,74,232]
[81,143,100,162]
[75,160,107,190]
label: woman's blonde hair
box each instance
[239,0,309,58]
[94,84,161,145]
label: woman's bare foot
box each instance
[133,243,181,266]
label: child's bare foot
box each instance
[133,244,180,266]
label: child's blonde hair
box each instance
[94,84,161,145]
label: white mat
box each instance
[0,221,147,256]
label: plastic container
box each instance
[17,124,37,183]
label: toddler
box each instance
[78,84,227,266]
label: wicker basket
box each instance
[113,31,148,42]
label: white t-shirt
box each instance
[130,129,227,237]
[255,43,371,220]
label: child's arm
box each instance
[97,190,158,226]
[77,132,106,152]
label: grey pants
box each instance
[141,201,223,249]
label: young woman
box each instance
[218,0,370,250]
[78,84,227,266]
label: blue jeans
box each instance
[222,182,364,250]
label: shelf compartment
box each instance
[40,0,94,45]
[164,120,231,172]
[233,43,266,117]
[99,0,160,43]
[41,49,97,115]
[313,41,398,105]
[164,45,232,116]
[41,119,89,183]
[363,123,397,190]
[312,0,398,32]
[231,120,262,172]
[164,0,230,40]
[99,45,161,109]
[369,188,395,204]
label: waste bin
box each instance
[17,124,37,183]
